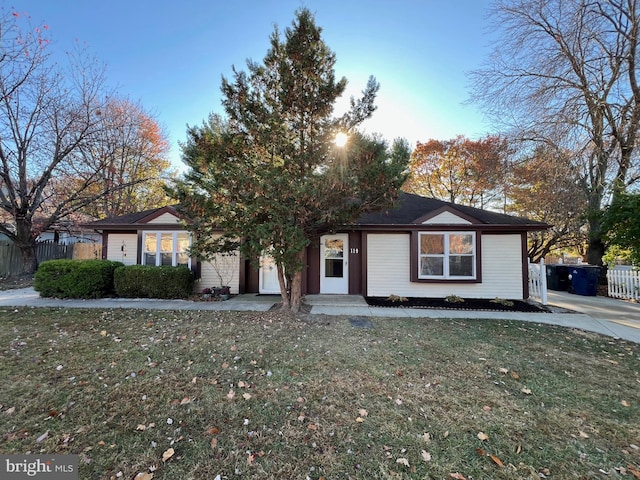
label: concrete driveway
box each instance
[547,290,640,330]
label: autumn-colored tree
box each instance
[471,0,640,265]
[76,98,174,219]
[506,146,588,261]
[404,135,509,208]
[601,192,640,265]
[171,9,410,312]
[0,9,165,273]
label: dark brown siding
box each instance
[245,259,260,293]
[306,240,320,294]
[348,231,362,294]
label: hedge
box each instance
[114,265,195,299]
[34,259,124,299]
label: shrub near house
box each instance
[114,265,194,299]
[34,259,123,299]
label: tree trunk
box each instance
[586,236,606,266]
[14,215,38,275]
[289,270,303,313]
[277,265,290,309]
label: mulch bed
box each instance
[365,296,550,313]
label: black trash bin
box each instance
[568,266,600,296]
[546,264,570,291]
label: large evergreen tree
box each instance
[171,8,409,312]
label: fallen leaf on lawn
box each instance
[422,432,431,443]
[395,398,403,405]
[136,424,146,431]
[621,400,631,407]
[499,367,509,374]
[36,431,49,443]
[482,405,491,412]
[5,406,15,415]
[210,437,218,450]
[180,397,191,405]
[238,381,247,388]
[489,453,504,467]
[511,371,520,380]
[134,473,153,480]
[100,330,107,337]
[307,424,318,431]
[443,430,450,438]
[476,448,486,457]
[421,450,432,462]
[629,466,640,479]
[449,473,467,480]
[396,458,410,467]
[191,377,197,384]
[515,444,522,454]
[162,448,174,462]
[230,345,237,351]
[205,427,220,435]
[579,431,589,438]
[358,408,368,417]
[521,387,532,395]
[226,390,235,400]
[477,432,489,441]
[242,393,252,400]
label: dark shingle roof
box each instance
[83,206,180,227]
[356,192,548,228]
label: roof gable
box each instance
[415,206,477,225]
[356,192,549,229]
[83,205,184,229]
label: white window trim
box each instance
[142,231,192,268]
[418,231,476,280]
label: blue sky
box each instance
[17,0,495,168]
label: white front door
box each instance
[320,234,349,294]
[259,255,280,294]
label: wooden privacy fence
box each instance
[0,240,101,277]
[528,258,548,305]
[607,267,640,301]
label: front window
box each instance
[143,231,191,268]
[418,232,475,279]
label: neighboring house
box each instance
[83,193,549,300]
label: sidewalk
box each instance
[1,288,638,343]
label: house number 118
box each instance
[350,248,359,254]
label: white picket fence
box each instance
[528,258,548,305]
[607,267,640,301]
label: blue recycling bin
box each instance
[568,266,600,296]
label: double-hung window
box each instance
[142,231,191,268]
[418,232,476,280]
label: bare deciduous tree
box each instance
[471,0,640,265]
[0,9,169,274]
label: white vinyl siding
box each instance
[106,233,137,266]
[147,212,182,224]
[367,233,524,299]
[422,211,472,224]
[195,252,241,295]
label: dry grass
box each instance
[0,307,639,479]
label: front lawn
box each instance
[0,308,638,479]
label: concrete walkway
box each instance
[1,288,638,344]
